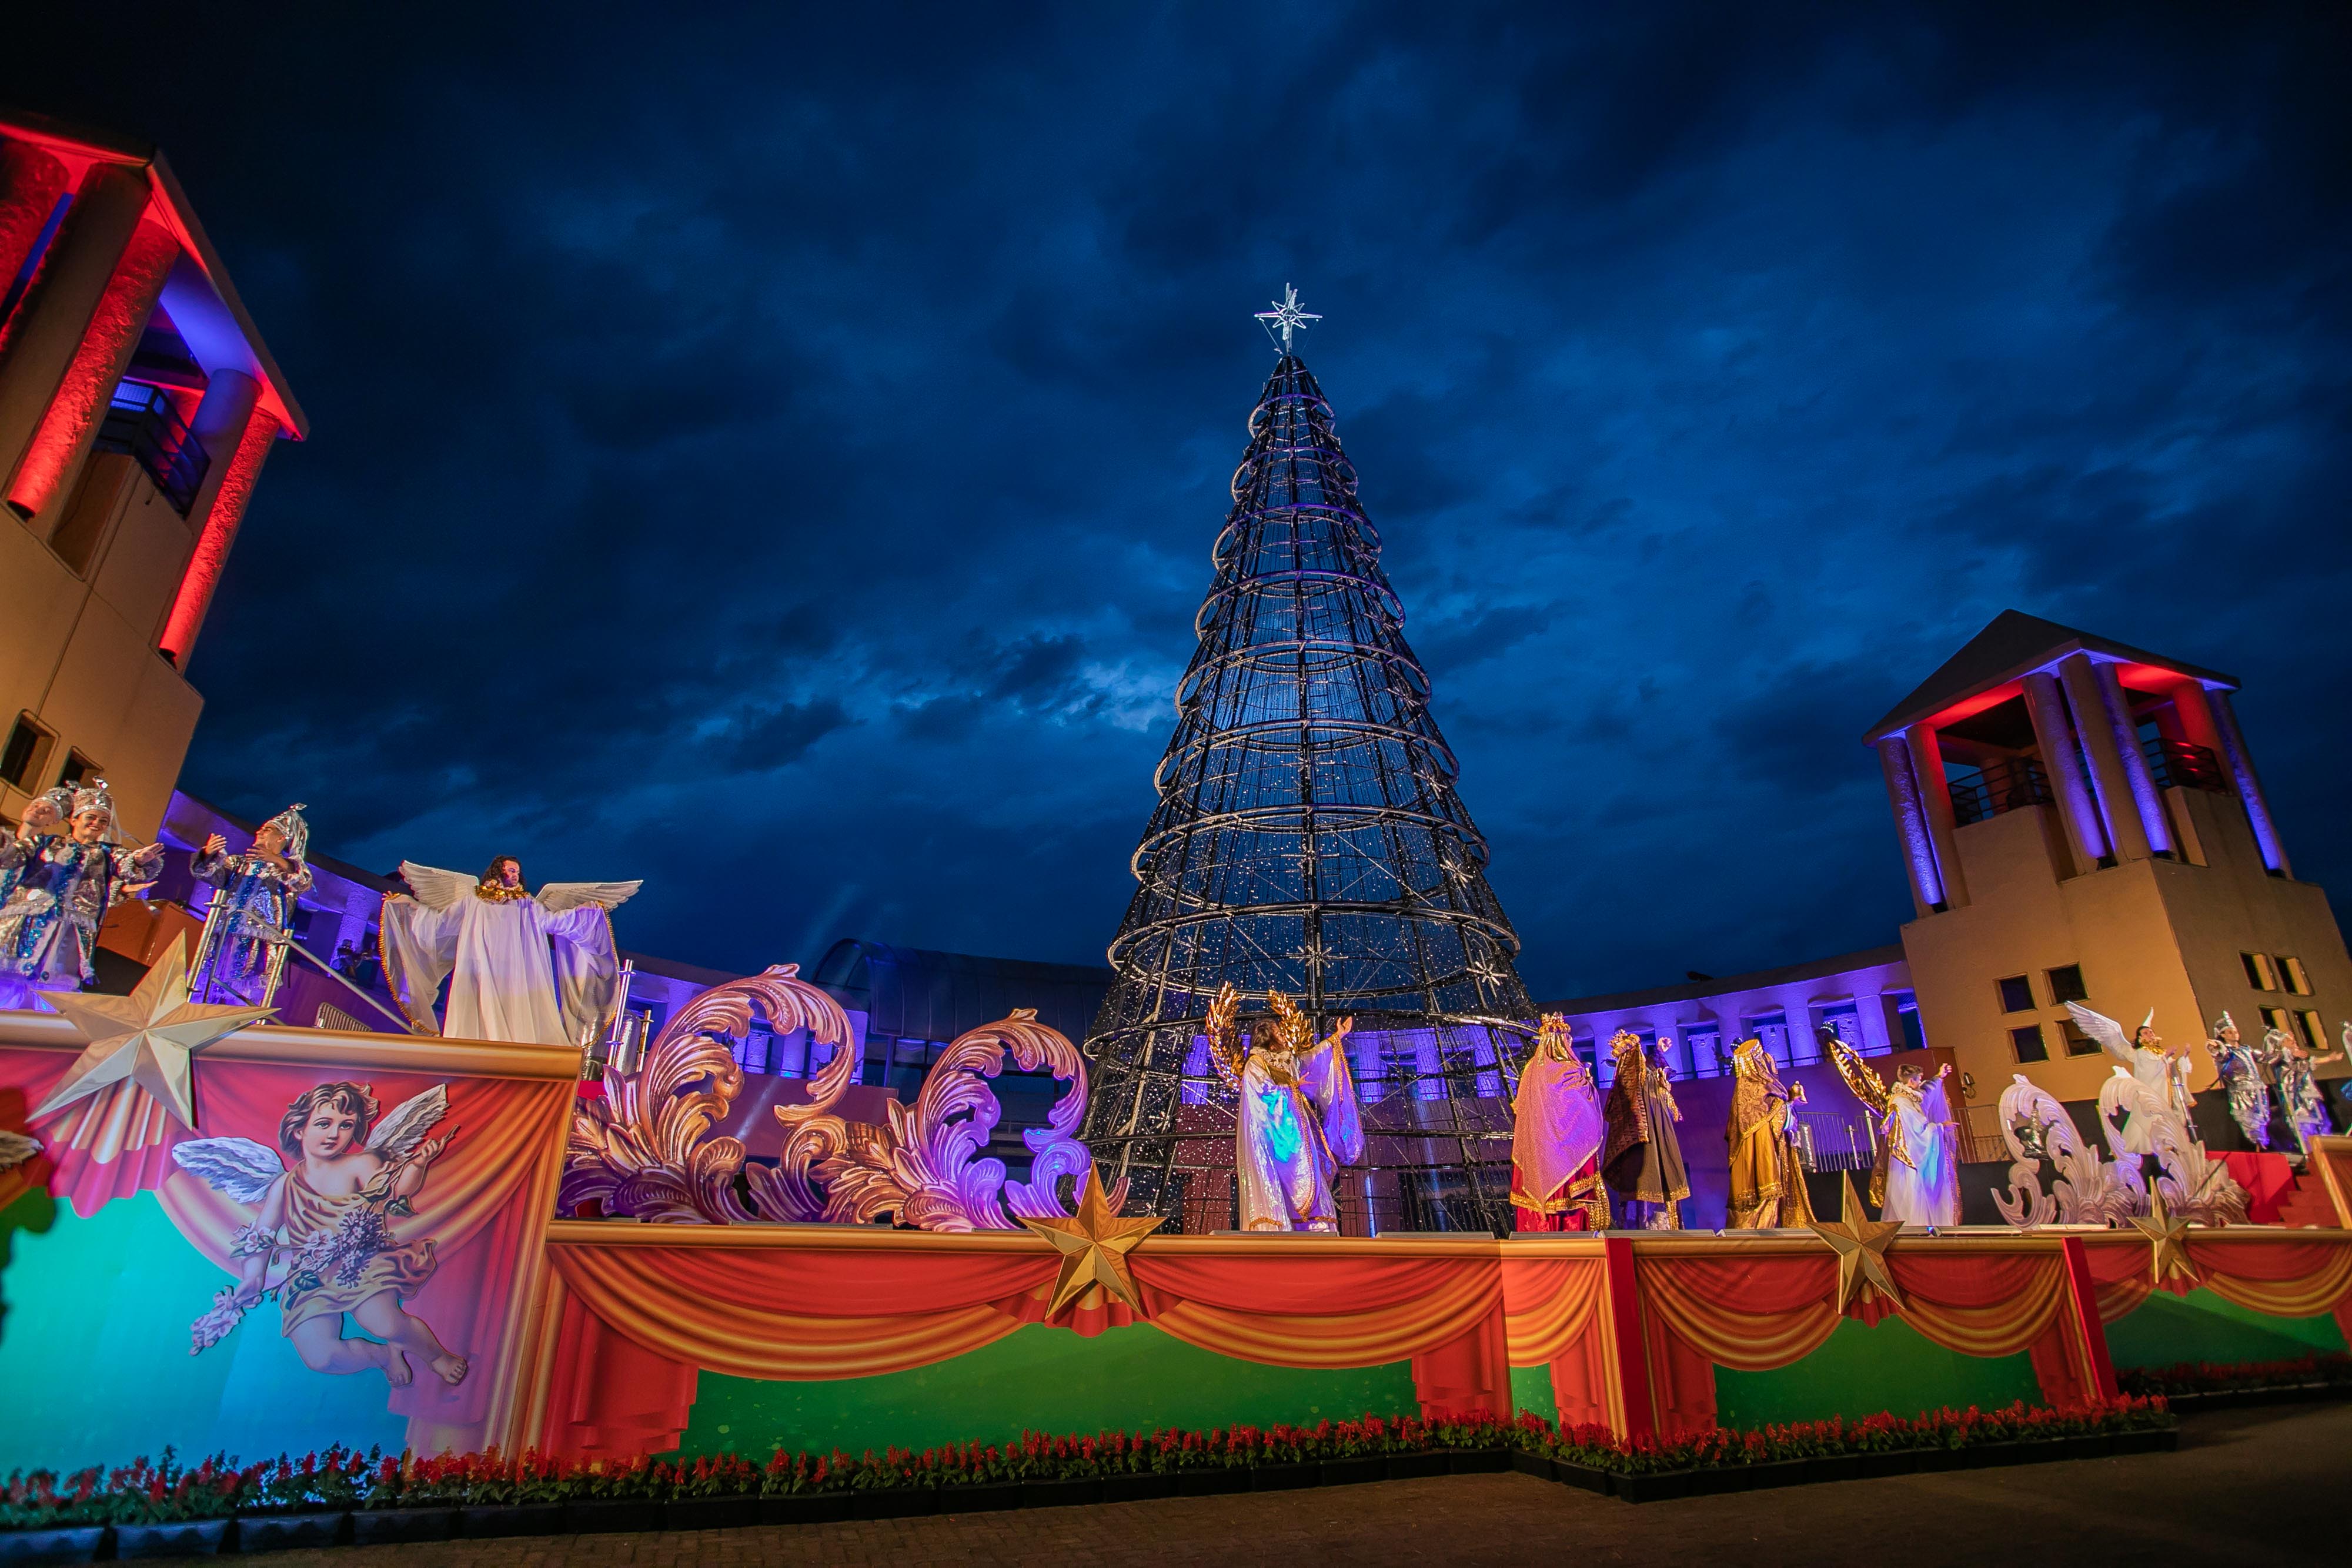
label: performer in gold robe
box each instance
[1601,1029,1688,1229]
[1207,984,1364,1232]
[1726,1036,1815,1228]
[1511,1014,1608,1231]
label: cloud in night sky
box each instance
[8,2,2348,999]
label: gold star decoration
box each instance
[2127,1191,2199,1289]
[1807,1171,1905,1313]
[31,936,273,1129]
[1018,1165,1163,1319]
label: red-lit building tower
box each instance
[0,108,305,840]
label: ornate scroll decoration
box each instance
[560,964,854,1223]
[807,1008,1124,1229]
[562,971,1119,1229]
[1993,1073,2134,1228]
[1991,1072,2249,1228]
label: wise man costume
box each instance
[1726,1036,1815,1229]
[1511,1014,1608,1231]
[1601,1029,1688,1230]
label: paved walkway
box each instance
[263,1403,2343,1566]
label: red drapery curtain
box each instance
[1501,1255,1612,1427]
[1633,1247,2097,1437]
[2080,1232,2352,1342]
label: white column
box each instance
[2057,654,2153,862]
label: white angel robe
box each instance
[1237,1037,1365,1232]
[380,864,639,1045]
[1881,1078,1959,1226]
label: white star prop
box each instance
[32,936,273,1128]
[1254,283,1322,352]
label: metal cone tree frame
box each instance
[1083,346,1536,1233]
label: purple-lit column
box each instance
[1877,734,1947,914]
[2203,688,2291,877]
[2057,654,2153,862]
[1905,723,1971,909]
[2093,660,2174,857]
[2022,670,2109,871]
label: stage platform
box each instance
[4,1014,2350,1473]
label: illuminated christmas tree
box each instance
[1083,290,1535,1233]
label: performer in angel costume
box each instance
[2067,1002,2196,1169]
[2263,1024,2343,1152]
[2206,1012,2275,1151]
[1205,983,1364,1232]
[0,780,164,1010]
[189,804,315,1004]
[1726,1036,1815,1229]
[1601,1029,1689,1229]
[1826,1036,1959,1225]
[380,857,640,1045]
[1510,1014,1608,1231]
[173,1080,464,1386]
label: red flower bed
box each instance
[0,1401,2173,1532]
[2117,1353,2352,1398]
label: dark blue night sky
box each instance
[11,5,2348,999]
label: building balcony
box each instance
[1948,756,2053,826]
[2143,735,2227,793]
[93,382,209,516]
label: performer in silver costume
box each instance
[0,780,165,1009]
[189,803,316,1004]
[2206,1011,2274,1151]
[2263,1024,2342,1152]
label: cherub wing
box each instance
[1826,1034,1891,1117]
[367,1084,450,1161]
[536,880,643,914]
[2064,1002,2131,1065]
[397,862,476,912]
[171,1136,285,1203]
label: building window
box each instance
[0,716,52,789]
[2280,957,2312,996]
[2059,1019,2102,1057]
[2046,965,2088,1005]
[1997,975,2035,1014]
[1895,992,1926,1051]
[2297,1011,2325,1050]
[2010,1024,2049,1063]
[2259,1005,2288,1038]
[2243,952,2278,991]
[56,750,100,788]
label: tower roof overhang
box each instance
[1,108,307,441]
[1862,609,2237,745]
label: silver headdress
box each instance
[2212,1009,2236,1037]
[260,803,310,862]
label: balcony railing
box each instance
[1948,756,2053,826]
[2143,735,2227,793]
[95,382,210,516]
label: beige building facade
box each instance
[1870,611,2350,1115]
[0,109,303,842]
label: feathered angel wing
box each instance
[2064,1002,2132,1065]
[368,1084,450,1161]
[537,880,643,914]
[398,862,476,911]
[1826,1035,1891,1117]
[172,1136,285,1203]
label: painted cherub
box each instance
[173,1081,467,1386]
